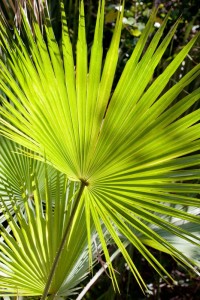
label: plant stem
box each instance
[76,241,130,300]
[41,181,86,300]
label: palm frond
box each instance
[0,0,200,296]
[0,136,62,199]
[0,169,94,296]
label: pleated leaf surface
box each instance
[0,0,200,295]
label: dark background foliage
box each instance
[81,247,200,299]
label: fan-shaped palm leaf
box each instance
[0,0,200,297]
[0,136,64,201]
[0,138,103,297]
[0,162,95,296]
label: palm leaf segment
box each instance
[0,166,91,296]
[0,137,96,296]
[0,136,64,204]
[0,0,200,295]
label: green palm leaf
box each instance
[0,167,94,296]
[0,0,200,296]
[0,136,64,201]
